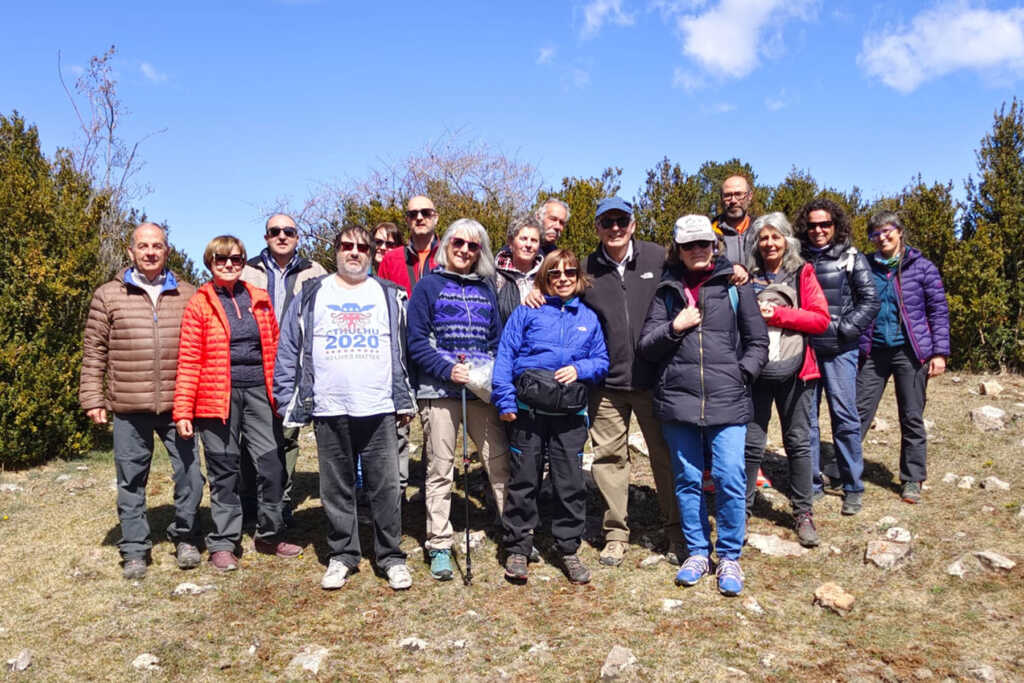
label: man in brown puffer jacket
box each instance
[79,223,204,580]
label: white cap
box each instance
[673,215,715,244]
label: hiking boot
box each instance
[901,481,922,504]
[175,542,202,570]
[675,555,710,586]
[716,558,744,596]
[599,540,626,567]
[254,538,302,558]
[841,491,863,516]
[562,554,591,584]
[429,549,453,581]
[209,550,239,572]
[386,563,412,590]
[794,512,820,548]
[321,558,351,590]
[505,553,528,582]
[122,557,147,580]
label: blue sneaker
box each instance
[429,549,453,581]
[716,559,744,596]
[675,555,710,586]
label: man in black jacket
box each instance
[581,197,682,566]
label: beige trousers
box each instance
[421,397,510,550]
[589,387,678,543]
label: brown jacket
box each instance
[79,269,196,415]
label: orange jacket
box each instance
[173,281,279,422]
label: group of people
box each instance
[80,175,950,598]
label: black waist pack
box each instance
[514,369,588,414]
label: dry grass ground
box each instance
[1,372,1022,680]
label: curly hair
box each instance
[794,198,851,247]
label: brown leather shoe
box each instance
[254,539,302,558]
[209,550,239,572]
[599,540,627,566]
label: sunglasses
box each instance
[721,191,749,201]
[599,215,631,230]
[213,254,245,267]
[338,240,371,254]
[267,226,298,238]
[375,239,398,249]
[546,268,579,281]
[679,240,713,251]
[405,209,437,220]
[868,227,898,242]
[806,220,835,231]
[450,237,481,253]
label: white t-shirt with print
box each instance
[311,276,395,417]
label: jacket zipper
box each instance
[697,286,706,423]
[151,291,162,414]
[893,260,924,362]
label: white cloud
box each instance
[859,3,1024,93]
[671,66,704,90]
[580,0,635,38]
[571,67,591,88]
[765,94,786,111]
[140,62,168,83]
[671,0,817,78]
[537,46,556,65]
[713,102,735,113]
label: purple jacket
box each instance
[859,246,950,363]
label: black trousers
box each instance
[856,343,929,482]
[502,411,588,556]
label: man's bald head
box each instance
[130,222,168,248]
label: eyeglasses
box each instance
[450,237,481,253]
[338,241,371,254]
[868,226,898,241]
[721,191,750,201]
[405,208,437,220]
[598,215,631,230]
[546,268,578,281]
[375,239,398,249]
[213,254,245,268]
[267,226,298,238]
[679,240,713,251]
[806,220,835,231]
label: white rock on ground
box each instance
[742,596,764,615]
[467,530,487,549]
[54,474,71,483]
[870,417,891,431]
[974,550,1016,572]
[958,476,976,490]
[627,432,649,456]
[865,540,911,570]
[947,557,970,578]
[979,380,1004,396]
[600,645,638,679]
[449,640,467,649]
[287,646,328,675]
[941,472,960,484]
[640,554,664,568]
[131,653,160,671]
[7,650,31,672]
[970,406,1006,431]
[172,582,217,596]
[980,476,1010,491]
[876,515,900,528]
[661,598,683,612]
[746,533,809,557]
[813,582,855,614]
[967,664,997,681]
[886,527,912,543]
[398,637,428,652]
[528,642,550,654]
[0,483,23,493]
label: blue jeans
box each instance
[809,348,865,493]
[662,422,747,561]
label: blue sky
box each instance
[4,1,1024,263]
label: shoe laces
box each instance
[717,559,743,581]
[797,512,816,529]
[681,555,709,575]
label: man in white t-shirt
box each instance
[274,226,417,591]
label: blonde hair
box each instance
[203,235,246,271]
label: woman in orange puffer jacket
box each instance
[174,235,303,571]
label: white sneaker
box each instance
[321,558,351,590]
[386,563,412,590]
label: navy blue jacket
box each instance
[638,258,768,426]
[492,296,609,415]
[801,241,879,356]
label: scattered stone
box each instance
[247,644,257,656]
[981,476,1010,491]
[746,533,809,557]
[923,418,935,433]
[876,515,900,528]
[467,530,486,549]
[108,479,118,491]
[958,476,976,490]
[974,550,1015,572]
[912,667,935,680]
[528,642,550,654]
[1018,504,1024,519]
[627,432,649,456]
[131,653,160,671]
[536,575,552,582]
[462,610,480,619]
[0,484,23,493]
[981,505,995,514]
[7,650,31,672]
[979,380,1004,396]
[287,646,328,675]
[870,417,891,431]
[398,637,428,652]
[951,376,962,383]
[449,639,467,649]
[760,653,776,668]
[600,645,637,679]
[941,472,960,485]
[813,582,855,614]
[967,664,997,681]
[828,545,842,555]
[640,554,664,568]
[742,596,764,615]
[724,666,750,678]
[661,598,683,612]
[865,540,911,569]
[885,527,912,543]
[76,465,88,471]
[54,474,72,483]
[172,582,217,596]
[971,406,1006,431]
[947,557,972,578]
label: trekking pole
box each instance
[458,353,472,585]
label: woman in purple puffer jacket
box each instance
[856,210,950,505]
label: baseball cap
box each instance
[673,215,716,244]
[595,197,633,218]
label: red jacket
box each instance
[763,263,829,381]
[377,238,439,297]
[173,281,279,422]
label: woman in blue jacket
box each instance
[639,216,768,597]
[856,211,949,504]
[493,249,609,585]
